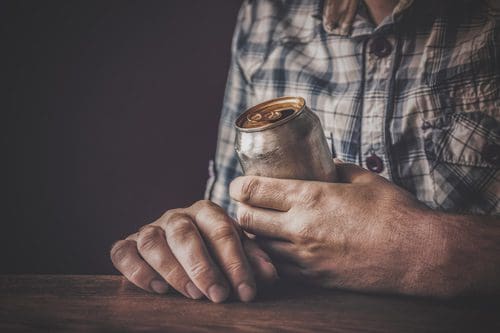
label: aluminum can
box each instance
[235,96,336,182]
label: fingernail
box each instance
[207,284,228,303]
[259,258,279,280]
[257,253,272,264]
[237,282,256,302]
[150,279,169,294]
[185,281,203,299]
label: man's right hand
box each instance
[110,200,278,303]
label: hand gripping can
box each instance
[235,96,337,182]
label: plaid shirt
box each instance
[205,0,500,217]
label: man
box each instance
[110,0,500,303]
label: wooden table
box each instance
[0,275,499,332]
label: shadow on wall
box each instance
[1,0,242,274]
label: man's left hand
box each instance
[229,161,443,296]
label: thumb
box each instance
[334,159,384,184]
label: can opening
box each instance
[235,96,305,131]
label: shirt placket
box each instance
[360,33,396,179]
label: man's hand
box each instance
[230,161,500,297]
[110,200,278,303]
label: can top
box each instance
[235,96,305,132]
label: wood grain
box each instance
[0,275,499,332]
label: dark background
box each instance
[1,1,242,274]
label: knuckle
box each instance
[224,260,245,276]
[195,204,220,223]
[192,199,216,211]
[210,225,236,243]
[128,264,145,282]
[137,226,163,253]
[110,240,134,265]
[167,212,190,225]
[166,218,196,243]
[241,177,260,202]
[292,222,316,243]
[236,206,253,230]
[298,184,324,208]
[164,265,185,283]
[161,208,182,221]
[188,261,212,280]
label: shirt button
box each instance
[366,154,384,173]
[482,143,500,166]
[370,36,392,58]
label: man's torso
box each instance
[207,0,500,216]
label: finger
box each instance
[236,203,290,240]
[192,201,257,302]
[229,176,295,211]
[242,238,279,285]
[335,162,385,184]
[256,239,301,264]
[136,225,203,300]
[110,239,169,294]
[274,262,305,280]
[161,212,230,303]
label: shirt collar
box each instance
[322,0,415,36]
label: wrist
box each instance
[397,208,460,297]
[400,209,499,297]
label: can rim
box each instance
[235,96,306,132]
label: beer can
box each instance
[235,96,336,182]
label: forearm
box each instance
[405,211,500,297]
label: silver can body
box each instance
[234,96,336,182]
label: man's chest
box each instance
[237,13,499,214]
